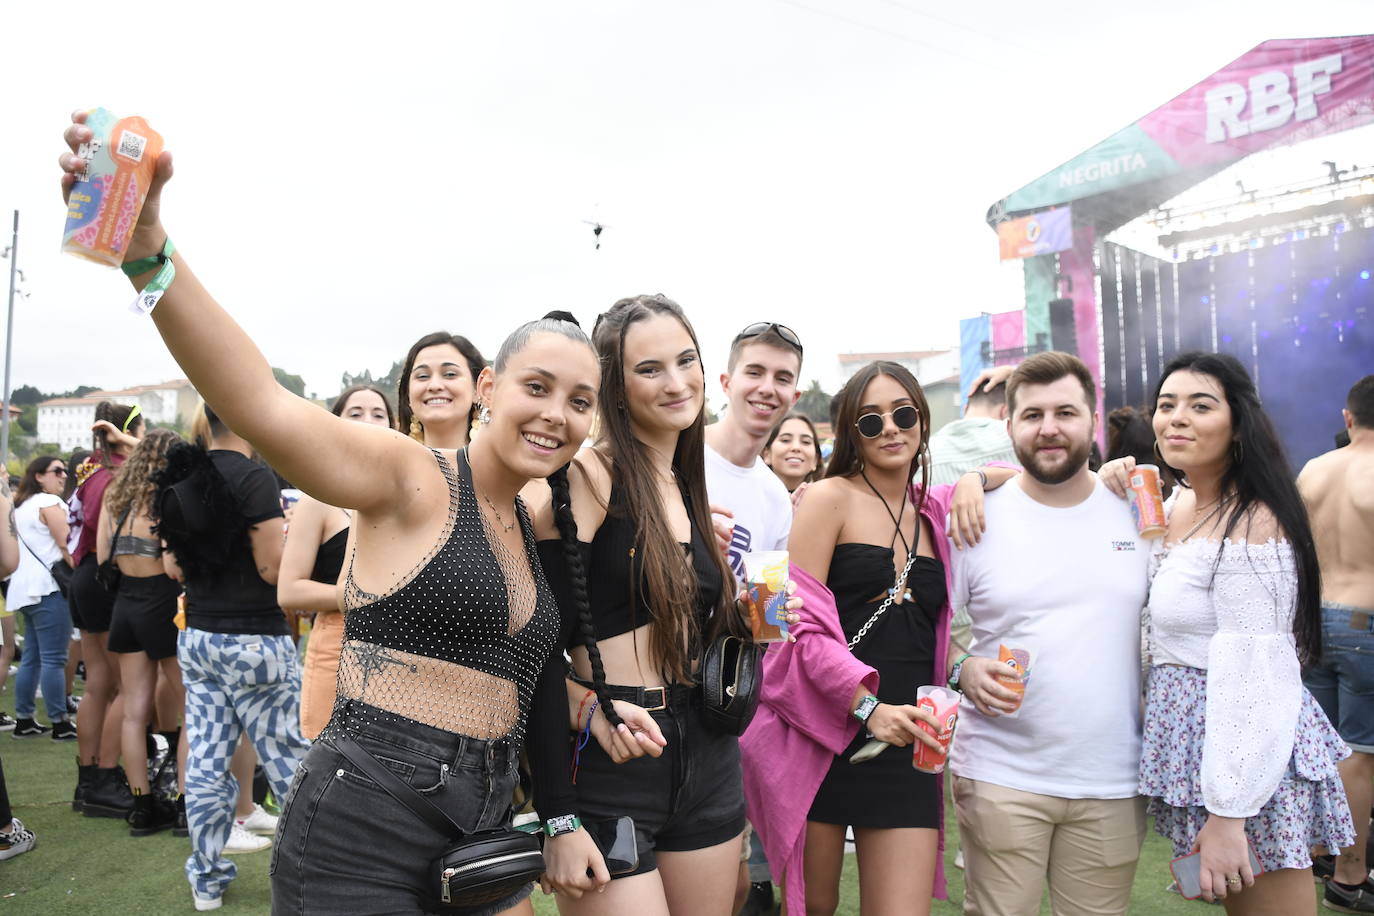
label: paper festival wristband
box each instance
[121,237,176,316]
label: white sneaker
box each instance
[191,889,222,911]
[235,802,278,836]
[0,817,35,860]
[222,821,271,854]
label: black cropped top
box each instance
[310,526,348,585]
[320,449,563,749]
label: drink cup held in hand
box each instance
[62,108,164,267]
[913,685,960,774]
[742,550,789,643]
[997,644,1032,714]
[1126,463,1166,539]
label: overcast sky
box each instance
[2,1,1369,408]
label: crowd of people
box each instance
[0,110,1369,916]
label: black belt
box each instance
[572,677,696,713]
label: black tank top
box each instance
[584,480,723,641]
[310,527,348,585]
[321,449,562,745]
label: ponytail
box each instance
[547,465,624,730]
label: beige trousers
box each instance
[953,775,1146,916]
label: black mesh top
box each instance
[319,449,563,748]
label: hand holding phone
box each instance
[1170,841,1262,900]
[848,738,890,764]
[587,816,638,877]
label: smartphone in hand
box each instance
[587,816,638,876]
[1170,842,1263,900]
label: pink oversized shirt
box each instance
[740,483,957,913]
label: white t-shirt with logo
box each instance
[704,445,792,581]
[948,476,1148,799]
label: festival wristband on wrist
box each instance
[852,694,880,723]
[121,237,175,315]
[948,653,972,692]
[543,814,582,837]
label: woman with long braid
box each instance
[527,295,800,915]
[60,114,601,914]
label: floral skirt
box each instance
[1138,665,1354,872]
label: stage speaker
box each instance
[1049,298,1077,354]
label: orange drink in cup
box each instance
[1127,464,1166,539]
[742,551,790,643]
[997,645,1032,714]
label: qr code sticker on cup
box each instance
[116,130,147,162]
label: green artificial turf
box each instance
[0,683,1323,914]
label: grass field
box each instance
[0,687,1324,914]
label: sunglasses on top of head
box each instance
[854,405,920,439]
[733,322,803,355]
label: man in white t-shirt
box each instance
[704,322,801,580]
[947,352,1149,916]
[704,321,801,915]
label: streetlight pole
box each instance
[2,210,17,468]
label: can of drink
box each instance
[62,108,164,267]
[1127,463,1166,539]
[741,550,789,642]
[997,644,1032,715]
[913,685,960,774]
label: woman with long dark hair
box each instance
[61,114,602,913]
[397,330,486,449]
[762,412,824,495]
[97,428,184,835]
[765,361,1010,915]
[277,384,395,739]
[529,294,794,915]
[1104,352,1353,912]
[67,401,144,816]
[9,455,77,739]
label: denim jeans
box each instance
[270,701,529,916]
[1303,603,1374,753]
[14,591,71,722]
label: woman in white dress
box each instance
[1106,351,1353,913]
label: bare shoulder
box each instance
[1237,502,1285,543]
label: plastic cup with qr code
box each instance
[63,108,164,268]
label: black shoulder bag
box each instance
[700,632,764,736]
[16,530,72,599]
[333,738,544,912]
[95,509,132,594]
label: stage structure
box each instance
[970,35,1374,468]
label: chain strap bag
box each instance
[333,738,544,912]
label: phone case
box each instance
[848,738,891,764]
[589,816,638,876]
[1169,842,1263,900]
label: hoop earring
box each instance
[479,405,492,426]
[1231,440,1243,466]
[409,415,423,441]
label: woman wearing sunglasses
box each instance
[775,361,1015,915]
[9,456,77,739]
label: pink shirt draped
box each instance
[740,483,957,914]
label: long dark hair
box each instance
[1152,351,1322,663]
[92,401,140,460]
[825,361,932,515]
[590,295,740,684]
[396,332,486,441]
[15,456,62,507]
[331,384,396,429]
[151,441,245,581]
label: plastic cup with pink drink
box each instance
[913,685,960,774]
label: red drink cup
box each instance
[1127,464,1166,539]
[914,685,960,774]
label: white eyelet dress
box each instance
[1138,534,1355,871]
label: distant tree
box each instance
[66,385,100,398]
[795,379,833,424]
[340,360,404,402]
[9,384,43,406]
[17,404,36,435]
[272,367,306,398]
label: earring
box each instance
[1152,441,1165,465]
[479,405,492,426]
[409,415,424,441]
[1231,440,1243,465]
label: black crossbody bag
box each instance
[332,738,544,912]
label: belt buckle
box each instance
[1352,612,1371,630]
[641,686,667,712]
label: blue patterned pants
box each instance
[178,628,310,900]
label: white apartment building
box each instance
[37,379,199,452]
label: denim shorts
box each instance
[270,702,531,915]
[572,683,747,878]
[1302,604,1374,753]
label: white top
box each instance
[948,478,1149,798]
[10,493,67,610]
[704,445,792,581]
[1147,533,1301,818]
[928,417,1018,486]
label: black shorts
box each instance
[67,553,115,634]
[108,574,181,659]
[572,683,747,877]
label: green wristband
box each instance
[122,238,176,315]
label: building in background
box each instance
[37,379,199,452]
[837,349,961,433]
